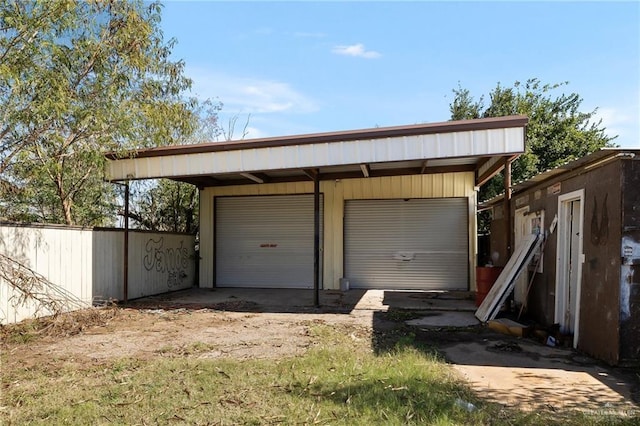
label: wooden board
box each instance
[475,234,542,322]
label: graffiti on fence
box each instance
[143,237,190,288]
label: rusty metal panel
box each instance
[620,159,640,364]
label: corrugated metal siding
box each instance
[0,225,93,324]
[128,232,196,298]
[0,225,196,324]
[92,231,197,301]
[199,172,475,290]
[216,195,323,288]
[108,127,525,180]
[344,198,469,290]
[92,230,123,300]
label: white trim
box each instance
[106,127,525,181]
[555,189,585,348]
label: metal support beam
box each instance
[420,160,429,174]
[123,181,130,304]
[360,164,370,178]
[239,172,265,184]
[302,168,318,181]
[313,170,320,307]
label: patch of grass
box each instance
[153,341,219,357]
[2,323,637,425]
[0,321,40,344]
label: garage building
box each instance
[106,116,527,294]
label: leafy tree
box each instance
[128,179,199,234]
[0,0,196,225]
[127,99,224,234]
[450,79,615,206]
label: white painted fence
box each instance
[0,223,196,324]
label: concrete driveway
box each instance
[131,287,477,313]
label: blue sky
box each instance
[160,1,640,147]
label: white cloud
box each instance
[185,66,318,115]
[332,43,381,59]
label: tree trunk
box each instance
[56,175,74,225]
[62,197,74,225]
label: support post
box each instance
[123,181,130,304]
[313,171,320,307]
[504,158,512,256]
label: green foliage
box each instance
[450,79,615,232]
[0,0,197,225]
[129,179,199,233]
[126,99,224,234]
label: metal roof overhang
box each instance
[478,148,640,211]
[105,115,528,188]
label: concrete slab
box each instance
[406,311,479,328]
[440,337,639,414]
[131,287,476,314]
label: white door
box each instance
[565,199,582,332]
[215,194,323,288]
[555,190,584,347]
[344,198,468,290]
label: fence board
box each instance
[0,224,196,324]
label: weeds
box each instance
[2,321,636,425]
[1,305,118,344]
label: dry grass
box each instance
[1,310,638,425]
[1,305,119,343]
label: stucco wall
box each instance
[199,172,476,290]
[620,159,640,364]
[493,160,625,364]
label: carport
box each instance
[106,116,527,305]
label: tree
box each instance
[125,100,257,234]
[127,99,224,234]
[0,0,196,225]
[450,79,615,205]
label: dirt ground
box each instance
[2,296,639,416]
[2,305,377,365]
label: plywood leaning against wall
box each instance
[0,224,196,324]
[475,234,542,322]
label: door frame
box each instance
[554,189,585,348]
[513,206,531,305]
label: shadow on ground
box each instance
[123,286,639,415]
[373,309,640,414]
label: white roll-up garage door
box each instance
[216,194,322,288]
[344,198,468,290]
